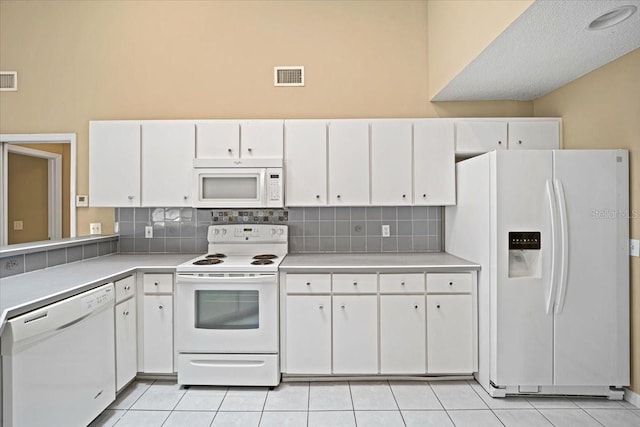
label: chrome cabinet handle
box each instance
[184,195,188,200]
[422,194,427,198]
[449,281,453,286]
[401,281,405,286]
[498,141,502,145]
[337,194,341,199]
[315,195,320,199]
[158,305,164,310]
[154,282,159,286]
[436,304,441,309]
[306,281,311,286]
[128,195,134,200]
[228,148,232,153]
[247,148,252,152]
[352,281,358,286]
[318,305,324,310]
[402,194,406,198]
[518,140,523,145]
[414,305,419,309]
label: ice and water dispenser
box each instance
[508,232,542,278]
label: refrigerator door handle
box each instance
[554,179,569,314]
[545,179,559,315]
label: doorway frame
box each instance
[0,133,77,246]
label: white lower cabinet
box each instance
[285,295,332,374]
[115,297,137,390]
[426,294,474,374]
[143,295,174,373]
[380,295,426,374]
[332,295,378,374]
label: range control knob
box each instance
[221,229,227,236]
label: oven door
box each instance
[193,168,265,208]
[176,273,278,353]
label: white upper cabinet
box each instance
[141,121,195,207]
[414,119,455,205]
[455,120,508,154]
[89,121,141,207]
[371,120,412,205]
[240,120,284,158]
[328,120,370,206]
[195,121,240,158]
[508,120,560,150]
[284,120,327,206]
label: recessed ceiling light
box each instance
[587,5,637,30]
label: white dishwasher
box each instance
[1,283,116,427]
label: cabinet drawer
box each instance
[143,273,173,294]
[427,273,472,294]
[286,274,331,294]
[115,275,135,303]
[332,274,377,294]
[380,273,425,294]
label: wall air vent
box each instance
[0,71,17,91]
[274,66,304,87]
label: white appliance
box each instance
[176,224,287,386]
[1,284,116,427]
[192,158,283,208]
[445,149,629,399]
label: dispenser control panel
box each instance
[509,232,541,250]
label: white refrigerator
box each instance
[445,149,629,398]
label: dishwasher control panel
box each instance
[81,285,114,314]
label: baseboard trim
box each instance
[624,387,640,408]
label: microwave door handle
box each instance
[176,274,277,284]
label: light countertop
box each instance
[280,252,480,272]
[0,254,195,334]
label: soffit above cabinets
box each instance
[432,0,640,101]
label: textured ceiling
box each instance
[433,0,640,101]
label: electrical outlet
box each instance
[145,226,153,239]
[89,223,102,235]
[13,220,23,230]
[382,224,390,237]
[114,222,119,233]
[631,239,639,257]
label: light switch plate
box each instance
[90,223,102,235]
[75,195,88,207]
[630,239,639,257]
[145,226,153,239]
[382,224,390,237]
[13,220,23,230]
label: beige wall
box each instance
[427,0,534,99]
[534,48,640,393]
[0,0,532,236]
[7,153,48,244]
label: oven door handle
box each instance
[176,274,277,284]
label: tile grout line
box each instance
[386,380,408,426]
[426,381,457,426]
[464,379,507,427]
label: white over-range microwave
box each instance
[192,158,284,208]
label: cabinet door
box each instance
[285,296,331,374]
[195,121,240,158]
[89,121,141,206]
[332,295,378,374]
[115,298,137,390]
[240,120,284,158]
[455,120,507,154]
[380,295,426,374]
[141,122,195,206]
[371,120,412,205]
[414,120,455,205]
[328,120,370,206]
[508,120,560,150]
[284,120,327,205]
[143,295,173,373]
[427,294,474,374]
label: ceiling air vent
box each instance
[0,71,17,91]
[274,66,304,87]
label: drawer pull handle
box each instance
[436,304,441,309]
[248,148,253,153]
[353,282,358,286]
[401,282,406,286]
[158,305,164,310]
[306,282,311,286]
[154,282,159,286]
[123,311,129,316]
[402,194,406,198]
[414,304,418,309]
[318,305,324,310]
[449,281,453,286]
[124,285,130,291]
[228,148,232,153]
[315,195,320,199]
[340,304,345,309]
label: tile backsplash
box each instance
[117,206,441,254]
[116,208,288,254]
[288,206,441,253]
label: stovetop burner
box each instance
[193,258,224,265]
[253,254,278,260]
[206,253,227,259]
[251,259,274,265]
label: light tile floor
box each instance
[89,379,640,427]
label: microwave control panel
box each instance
[267,169,282,202]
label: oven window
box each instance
[195,290,259,329]
[201,177,258,199]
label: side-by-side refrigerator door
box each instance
[492,150,554,387]
[552,150,629,387]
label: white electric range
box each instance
[175,224,288,387]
